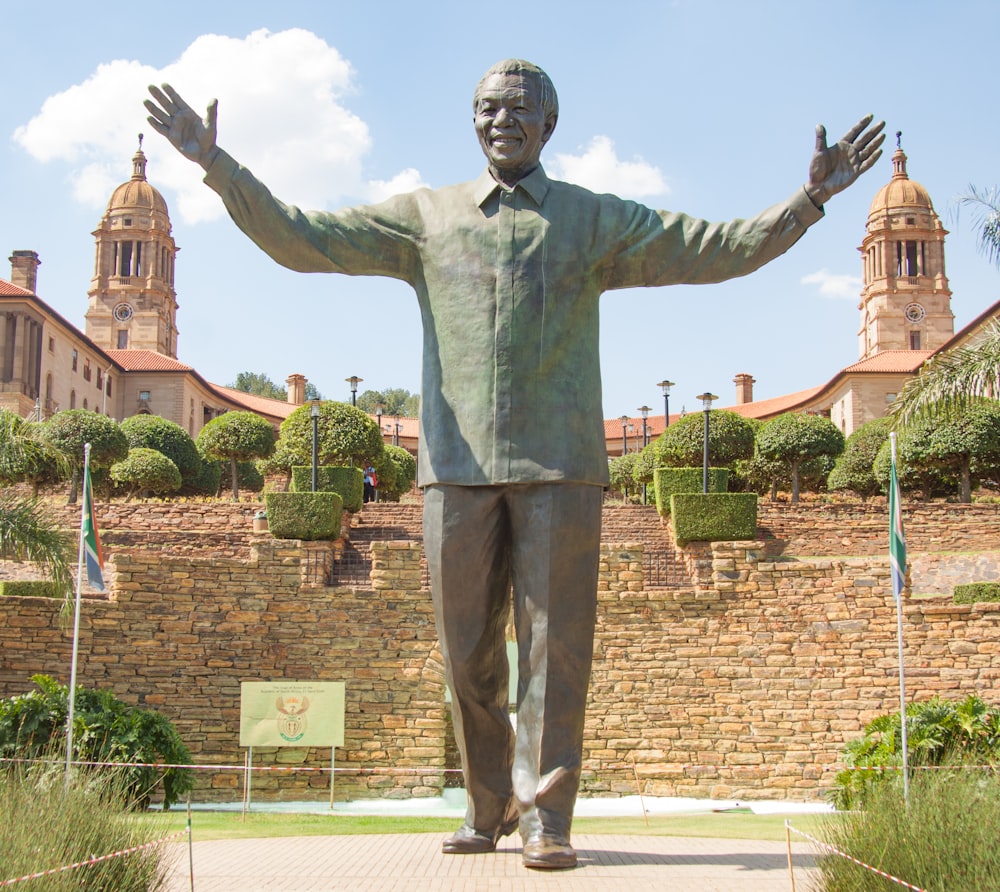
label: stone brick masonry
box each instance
[1,498,999,804]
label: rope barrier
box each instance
[0,829,188,888]
[785,820,929,892]
[0,756,460,774]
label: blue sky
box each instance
[2,0,997,419]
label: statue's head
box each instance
[473,59,558,184]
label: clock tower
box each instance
[857,135,953,359]
[85,137,179,357]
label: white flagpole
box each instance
[65,442,91,788]
[890,432,910,806]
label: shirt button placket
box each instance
[493,189,516,481]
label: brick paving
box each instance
[163,832,820,891]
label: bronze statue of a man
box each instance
[146,59,883,870]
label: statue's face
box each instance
[474,73,555,182]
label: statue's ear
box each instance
[542,114,558,146]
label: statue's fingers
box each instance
[842,113,876,144]
[143,99,171,128]
[857,148,883,175]
[162,83,194,114]
[206,98,219,130]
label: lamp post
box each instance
[375,400,385,441]
[696,392,718,493]
[394,416,401,447]
[638,406,651,504]
[310,400,321,493]
[656,380,674,429]
[345,375,363,406]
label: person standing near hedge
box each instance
[145,59,883,870]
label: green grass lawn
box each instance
[143,809,827,843]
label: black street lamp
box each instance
[638,406,651,504]
[638,405,651,448]
[393,416,401,447]
[656,380,674,429]
[345,375,363,406]
[619,415,629,455]
[696,392,718,493]
[375,400,385,441]
[310,399,321,493]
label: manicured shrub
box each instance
[953,582,1000,604]
[653,467,728,516]
[670,492,757,545]
[110,448,182,499]
[290,466,363,512]
[0,580,65,598]
[264,491,343,540]
[119,414,200,480]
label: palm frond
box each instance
[891,320,1000,424]
[959,185,1000,269]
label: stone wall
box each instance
[2,498,1000,804]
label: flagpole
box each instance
[65,442,91,788]
[889,432,910,806]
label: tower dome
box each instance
[867,140,937,225]
[105,137,170,219]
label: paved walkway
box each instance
[163,832,819,891]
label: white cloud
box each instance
[545,135,669,200]
[365,168,429,203]
[801,268,862,299]
[12,29,425,224]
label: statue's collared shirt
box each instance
[204,153,823,488]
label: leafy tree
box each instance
[608,453,637,502]
[196,411,276,500]
[651,409,756,470]
[375,445,417,502]
[827,416,893,498]
[110,448,182,500]
[923,401,1000,502]
[182,453,223,497]
[756,412,844,504]
[220,459,265,495]
[40,410,128,503]
[275,401,384,472]
[119,414,200,483]
[0,674,193,810]
[355,387,419,417]
[0,491,73,594]
[873,419,951,500]
[960,185,1000,269]
[230,371,286,400]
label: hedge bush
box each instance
[954,582,1000,604]
[653,467,728,516]
[0,580,65,598]
[264,491,343,540]
[290,465,364,512]
[670,492,758,546]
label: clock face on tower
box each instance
[113,302,134,323]
[904,303,926,324]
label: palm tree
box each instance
[890,186,1000,424]
[0,491,73,594]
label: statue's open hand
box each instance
[144,84,219,169]
[806,114,885,207]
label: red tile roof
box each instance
[722,385,826,418]
[212,385,297,419]
[842,350,933,374]
[0,279,33,297]
[105,349,194,372]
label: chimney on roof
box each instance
[9,250,40,293]
[286,373,306,406]
[733,372,755,405]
